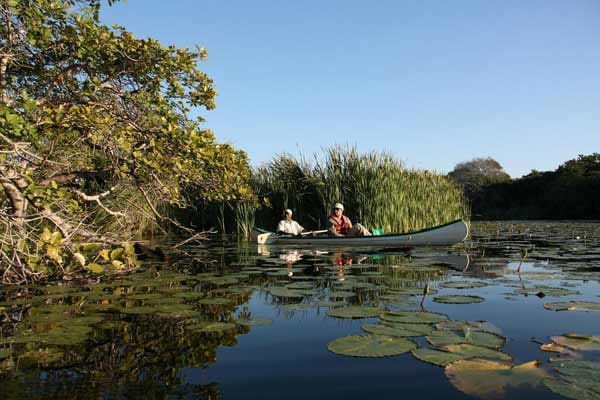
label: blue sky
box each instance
[101,0,600,177]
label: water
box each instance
[1,221,599,399]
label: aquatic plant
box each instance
[327,334,417,357]
[252,145,470,234]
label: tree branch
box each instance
[74,187,126,217]
[137,185,194,234]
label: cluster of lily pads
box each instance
[324,304,600,399]
[0,270,274,372]
[1,221,600,399]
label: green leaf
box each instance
[85,263,104,273]
[50,231,62,245]
[40,228,52,243]
[327,334,417,357]
[98,249,110,261]
[326,306,384,319]
[46,246,63,264]
[110,247,124,260]
[73,252,86,266]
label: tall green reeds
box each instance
[252,146,469,233]
[234,201,256,240]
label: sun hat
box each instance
[333,203,344,211]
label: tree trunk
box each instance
[0,175,27,225]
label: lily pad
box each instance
[387,287,438,296]
[543,360,600,400]
[441,344,512,361]
[327,334,417,357]
[285,282,315,290]
[379,294,413,302]
[544,301,600,312]
[268,288,305,298]
[317,300,347,307]
[173,291,206,299]
[187,321,236,333]
[197,298,233,305]
[328,291,356,298]
[433,295,485,304]
[446,359,549,399]
[426,329,505,349]
[327,306,384,319]
[515,286,580,297]
[380,311,448,324]
[118,306,157,315]
[440,281,488,289]
[412,347,464,367]
[236,317,273,326]
[381,322,434,335]
[123,293,164,300]
[362,323,432,337]
[435,320,503,335]
[551,334,600,351]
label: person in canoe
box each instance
[328,203,372,237]
[276,209,306,236]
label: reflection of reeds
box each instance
[252,145,469,233]
[378,264,446,288]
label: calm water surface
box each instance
[1,221,599,399]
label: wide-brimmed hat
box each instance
[333,203,344,211]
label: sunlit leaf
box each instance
[327,306,384,319]
[327,334,416,357]
[380,311,448,324]
[433,295,485,304]
[543,361,600,400]
[446,359,548,399]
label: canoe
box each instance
[251,219,469,247]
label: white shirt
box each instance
[277,219,304,235]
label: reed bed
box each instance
[252,146,469,233]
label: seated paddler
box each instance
[327,203,372,237]
[276,209,305,236]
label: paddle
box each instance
[301,229,328,236]
[280,229,328,237]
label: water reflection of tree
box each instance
[0,286,253,398]
[0,369,222,399]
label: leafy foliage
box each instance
[465,153,600,219]
[0,0,252,282]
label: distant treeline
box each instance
[455,154,600,220]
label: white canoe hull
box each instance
[251,220,469,247]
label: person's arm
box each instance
[328,217,344,237]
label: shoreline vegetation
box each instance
[248,147,469,235]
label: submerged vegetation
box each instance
[252,146,470,234]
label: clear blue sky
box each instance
[101,0,600,178]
